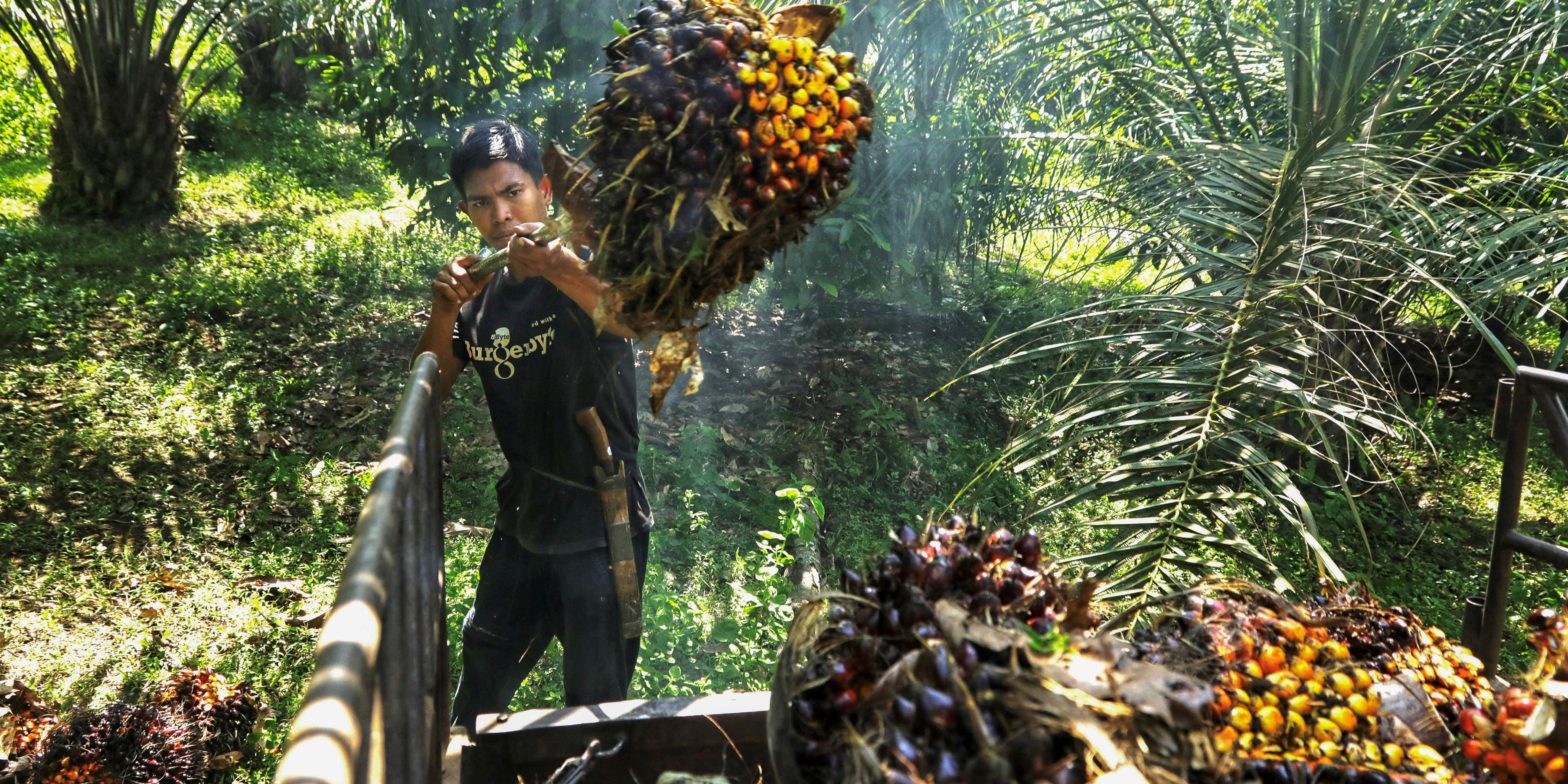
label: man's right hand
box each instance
[432,255,494,317]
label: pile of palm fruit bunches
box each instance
[0,669,263,783]
[581,0,874,412]
[773,516,1568,784]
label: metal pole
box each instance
[1460,595,1486,652]
[1479,374,1535,674]
[275,353,440,784]
[1492,378,1514,441]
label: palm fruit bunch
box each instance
[582,0,874,412]
[31,702,205,784]
[1133,583,1465,784]
[1304,582,1493,733]
[771,515,1220,783]
[1449,604,1568,784]
[2,679,57,771]
[152,668,263,760]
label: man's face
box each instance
[458,161,552,250]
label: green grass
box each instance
[0,102,459,780]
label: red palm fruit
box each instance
[1460,738,1485,762]
[1505,694,1538,719]
[1459,708,1494,739]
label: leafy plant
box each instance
[960,0,1568,608]
[0,0,275,219]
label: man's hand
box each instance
[506,222,581,278]
[433,254,494,317]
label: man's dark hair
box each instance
[449,119,545,198]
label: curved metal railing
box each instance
[274,352,447,784]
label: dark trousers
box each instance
[450,529,649,732]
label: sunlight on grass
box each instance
[0,157,47,221]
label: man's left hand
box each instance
[506,222,579,280]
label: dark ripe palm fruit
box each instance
[892,695,917,727]
[888,728,921,767]
[933,749,963,783]
[1016,532,1042,567]
[971,591,1001,618]
[917,686,957,729]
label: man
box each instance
[414,119,651,730]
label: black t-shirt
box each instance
[452,267,650,553]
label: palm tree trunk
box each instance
[44,54,182,221]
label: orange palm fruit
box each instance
[839,96,862,119]
[1351,668,1373,690]
[1276,618,1308,643]
[1215,725,1239,753]
[758,69,780,93]
[784,63,806,87]
[794,37,815,62]
[1290,658,1315,680]
[1266,671,1301,698]
[748,90,770,112]
[769,38,794,63]
[1329,705,1357,733]
[1327,672,1355,697]
[769,93,789,114]
[792,88,810,106]
[1229,706,1253,733]
[1406,744,1444,768]
[788,104,806,120]
[793,125,811,142]
[1320,640,1350,661]
[1543,755,1568,783]
[1259,645,1287,674]
[1383,743,1404,768]
[1256,705,1285,737]
[1285,709,1307,737]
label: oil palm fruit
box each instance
[153,668,264,759]
[1135,581,1492,783]
[2,679,57,762]
[780,514,1103,783]
[33,703,205,784]
[588,0,876,412]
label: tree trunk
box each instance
[231,17,310,104]
[44,53,183,222]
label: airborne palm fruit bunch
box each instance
[584,0,874,413]
[1450,605,1568,784]
[153,668,264,760]
[775,515,1135,783]
[1135,582,1500,784]
[32,703,205,784]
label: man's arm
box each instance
[416,255,494,399]
[505,222,639,339]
